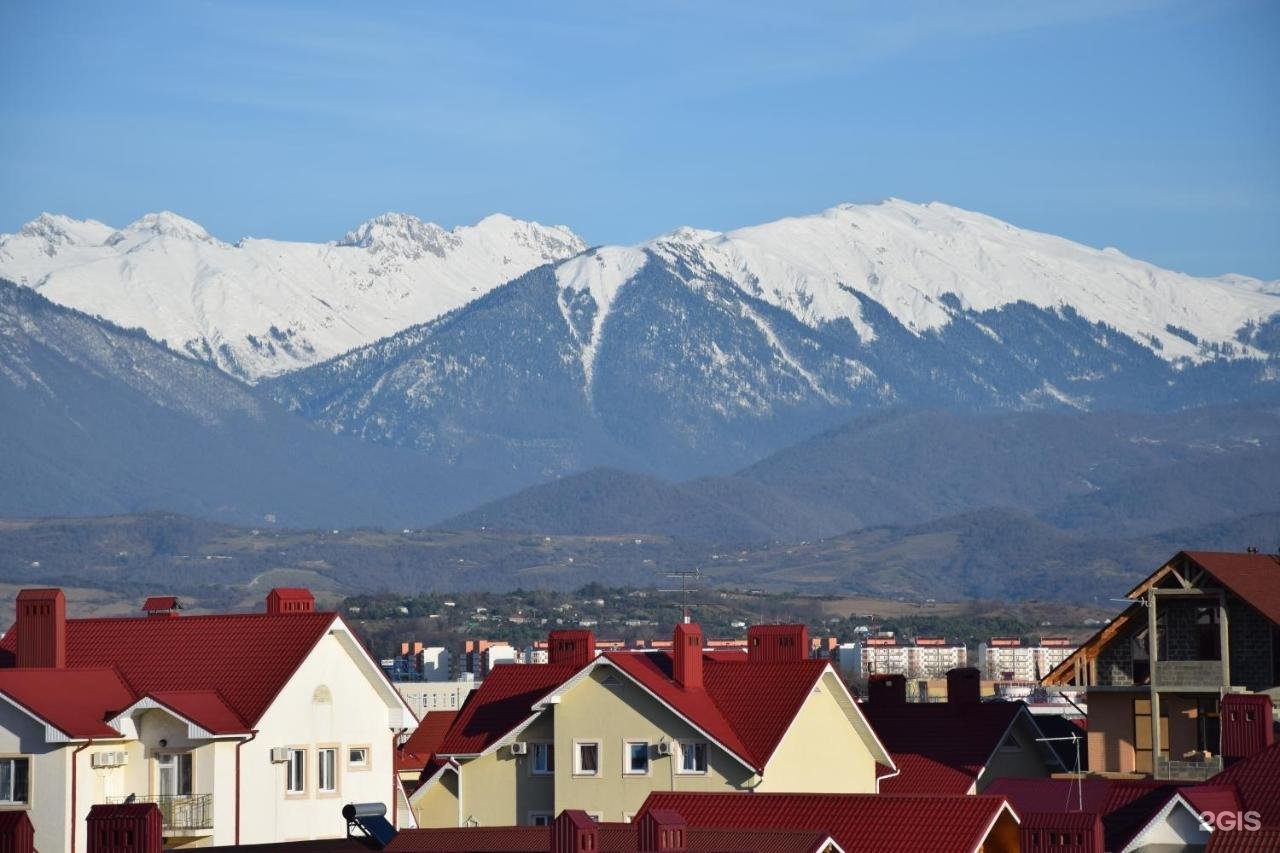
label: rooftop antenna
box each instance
[1036,732,1084,812]
[659,569,701,624]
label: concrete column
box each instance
[1148,588,1162,774]
[1218,591,1230,688]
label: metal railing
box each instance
[106,794,213,830]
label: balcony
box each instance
[106,794,213,834]
[1152,660,1224,689]
[1155,755,1224,782]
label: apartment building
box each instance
[839,635,967,679]
[0,587,413,853]
[395,676,477,716]
[408,624,894,827]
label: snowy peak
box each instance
[106,211,219,246]
[337,212,458,259]
[15,213,114,249]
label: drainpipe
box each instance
[391,728,407,827]
[70,738,93,853]
[235,730,259,845]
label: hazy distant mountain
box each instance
[268,201,1280,486]
[0,279,500,525]
[441,406,1280,544]
[0,211,585,380]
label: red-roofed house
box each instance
[860,668,1065,794]
[409,623,893,828]
[1043,551,1280,780]
[0,587,413,853]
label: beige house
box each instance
[409,623,894,827]
[0,587,413,853]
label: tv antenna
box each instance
[659,569,701,623]
[1035,732,1084,812]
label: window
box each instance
[624,741,650,775]
[677,741,707,774]
[318,748,337,793]
[574,741,601,776]
[0,757,30,804]
[529,812,553,826]
[156,753,192,797]
[348,747,369,769]
[531,742,555,775]
[286,748,306,794]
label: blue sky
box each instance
[2,1,1277,278]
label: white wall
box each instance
[0,702,70,853]
[239,626,405,844]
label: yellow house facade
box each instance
[409,624,893,827]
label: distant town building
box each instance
[395,676,478,715]
[839,634,967,679]
[980,637,1076,682]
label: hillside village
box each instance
[0,550,1277,852]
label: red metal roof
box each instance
[141,596,179,612]
[0,667,134,738]
[861,700,1028,794]
[398,710,459,772]
[983,777,1180,851]
[1208,827,1280,852]
[637,792,1015,853]
[145,689,248,734]
[1210,741,1280,827]
[1163,552,1280,624]
[435,664,577,755]
[385,822,838,853]
[1,609,337,729]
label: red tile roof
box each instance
[1208,827,1280,852]
[435,664,577,756]
[861,700,1033,794]
[141,596,180,612]
[984,777,1179,851]
[1210,741,1280,827]
[1155,552,1280,624]
[398,710,459,773]
[145,689,248,734]
[0,667,134,738]
[1,610,336,729]
[385,822,838,853]
[636,792,1016,853]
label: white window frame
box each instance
[286,747,307,795]
[531,742,555,776]
[529,812,553,826]
[676,740,708,775]
[0,756,31,805]
[622,739,650,776]
[573,739,601,777]
[155,752,193,797]
[347,745,369,770]
[317,746,338,794]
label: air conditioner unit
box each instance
[509,742,528,756]
[91,751,128,768]
[269,747,290,763]
[656,741,672,756]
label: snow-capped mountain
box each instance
[265,202,1280,485]
[648,199,1280,363]
[0,211,585,380]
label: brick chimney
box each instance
[638,809,688,852]
[947,667,982,706]
[86,803,163,853]
[552,810,599,853]
[673,622,704,689]
[548,630,596,667]
[746,624,809,663]
[1221,694,1275,760]
[141,596,181,618]
[867,673,906,705]
[1019,811,1103,853]
[15,588,66,668]
[265,588,314,615]
[0,810,35,853]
